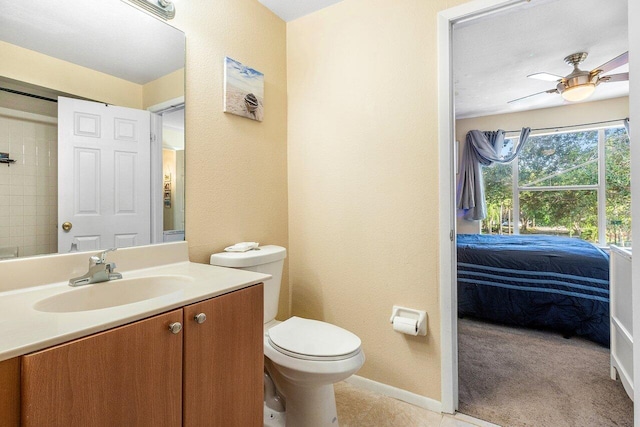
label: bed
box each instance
[457,234,610,346]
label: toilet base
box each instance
[279,383,339,427]
[263,378,340,427]
[263,403,286,427]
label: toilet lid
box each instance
[267,317,361,361]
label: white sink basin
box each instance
[34,275,193,313]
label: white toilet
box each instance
[210,245,365,427]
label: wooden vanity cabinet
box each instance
[0,357,20,427]
[21,309,184,427]
[183,284,264,427]
[18,284,263,427]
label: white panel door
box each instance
[58,97,151,253]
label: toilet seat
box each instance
[267,316,361,361]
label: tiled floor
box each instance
[335,382,499,427]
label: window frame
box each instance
[497,125,625,246]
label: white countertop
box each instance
[0,243,270,362]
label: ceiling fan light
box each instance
[561,83,596,102]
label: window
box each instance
[481,126,631,246]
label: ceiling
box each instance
[4,0,626,115]
[1,0,337,85]
[258,0,343,22]
[453,0,629,119]
[0,0,184,85]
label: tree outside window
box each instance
[605,128,631,245]
[481,126,630,246]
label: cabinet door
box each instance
[0,357,20,426]
[183,284,264,427]
[21,309,183,427]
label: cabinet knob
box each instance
[194,313,207,324]
[168,322,182,334]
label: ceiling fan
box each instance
[508,51,629,104]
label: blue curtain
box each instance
[456,127,531,221]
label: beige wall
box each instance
[287,0,467,401]
[0,41,143,109]
[455,97,630,232]
[456,96,629,143]
[1,41,184,111]
[171,0,289,318]
[0,84,57,118]
[143,68,185,109]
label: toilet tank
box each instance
[210,245,286,324]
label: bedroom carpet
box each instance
[458,318,633,427]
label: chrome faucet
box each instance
[69,248,123,287]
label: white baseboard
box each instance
[344,375,442,414]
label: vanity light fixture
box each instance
[123,0,176,20]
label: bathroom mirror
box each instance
[0,0,186,259]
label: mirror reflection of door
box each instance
[57,97,152,253]
[159,106,185,243]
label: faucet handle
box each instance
[100,248,116,263]
[93,248,117,265]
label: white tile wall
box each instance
[0,113,57,257]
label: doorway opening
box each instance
[157,104,185,243]
[439,0,633,425]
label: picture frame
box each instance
[224,57,264,122]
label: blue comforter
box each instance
[457,234,610,346]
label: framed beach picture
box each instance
[224,57,264,122]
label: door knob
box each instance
[194,313,207,324]
[62,222,73,232]
[168,322,182,334]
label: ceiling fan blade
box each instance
[593,51,629,75]
[527,72,563,82]
[508,89,557,104]
[600,72,629,83]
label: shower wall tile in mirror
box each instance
[0,112,58,259]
